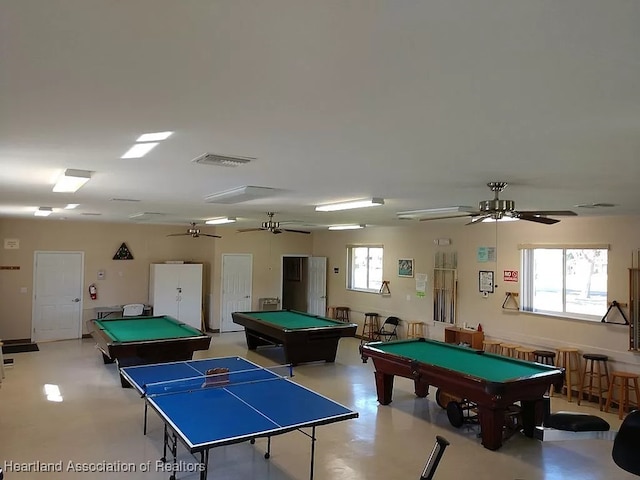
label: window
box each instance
[521,246,608,321]
[347,245,383,292]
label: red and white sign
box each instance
[503,270,519,282]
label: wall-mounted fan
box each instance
[419,182,578,225]
[167,222,221,238]
[237,212,311,235]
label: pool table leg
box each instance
[101,352,115,364]
[374,371,395,405]
[477,407,506,451]
[520,398,545,438]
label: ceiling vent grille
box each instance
[192,153,254,167]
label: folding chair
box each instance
[122,304,145,316]
[373,316,400,341]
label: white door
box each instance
[220,254,252,332]
[33,251,84,342]
[307,256,327,316]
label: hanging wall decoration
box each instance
[113,242,134,260]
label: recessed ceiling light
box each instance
[65,204,79,209]
[121,142,159,159]
[205,217,237,225]
[136,131,173,142]
[34,207,53,217]
[316,198,384,212]
[52,169,92,193]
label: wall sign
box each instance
[479,270,494,293]
[4,238,19,249]
[503,270,519,282]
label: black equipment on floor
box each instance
[419,436,449,480]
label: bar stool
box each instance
[362,312,379,342]
[578,353,609,410]
[407,321,425,339]
[482,340,501,354]
[556,347,581,402]
[335,307,350,323]
[533,350,556,366]
[515,347,536,362]
[499,343,521,358]
[326,306,337,319]
[605,371,640,419]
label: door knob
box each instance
[73,298,80,302]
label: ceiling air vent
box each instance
[192,153,254,167]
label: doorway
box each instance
[281,256,327,316]
[32,251,84,342]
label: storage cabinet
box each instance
[149,264,203,330]
[444,326,484,350]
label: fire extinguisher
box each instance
[89,283,97,300]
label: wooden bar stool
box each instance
[326,306,337,319]
[335,307,350,323]
[533,350,556,366]
[499,343,520,358]
[515,347,536,362]
[578,353,609,410]
[361,312,379,342]
[605,371,640,419]
[556,347,581,402]
[406,321,425,339]
[482,340,501,354]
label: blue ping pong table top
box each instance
[120,357,358,452]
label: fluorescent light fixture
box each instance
[396,206,475,219]
[121,142,159,159]
[316,198,384,212]
[328,224,366,230]
[52,169,92,193]
[136,131,173,142]
[205,217,236,225]
[34,207,53,217]
[204,186,277,204]
[64,204,79,209]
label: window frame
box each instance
[346,244,384,293]
[520,245,609,322]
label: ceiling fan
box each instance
[237,212,311,235]
[167,222,222,238]
[419,182,578,225]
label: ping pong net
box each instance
[141,365,292,397]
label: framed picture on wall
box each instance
[398,258,414,278]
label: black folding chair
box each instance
[613,409,640,476]
[373,316,400,341]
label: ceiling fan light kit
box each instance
[167,222,221,238]
[237,212,311,235]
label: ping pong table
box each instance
[120,357,358,480]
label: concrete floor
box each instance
[0,332,635,480]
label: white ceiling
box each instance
[1,1,639,231]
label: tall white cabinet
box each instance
[149,263,203,330]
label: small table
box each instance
[94,304,152,319]
[360,338,564,450]
[231,309,357,365]
[86,315,211,386]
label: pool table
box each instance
[231,309,357,365]
[87,315,211,385]
[360,338,564,450]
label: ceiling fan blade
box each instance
[518,210,577,216]
[272,229,284,234]
[167,233,189,237]
[517,214,560,225]
[237,228,265,233]
[200,234,222,238]
[283,228,311,234]
[419,213,477,222]
[466,214,491,225]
